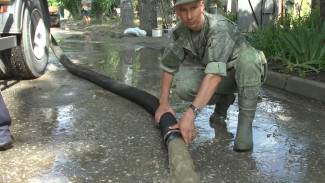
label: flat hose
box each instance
[50,35,200,182]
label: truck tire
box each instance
[10,0,50,79]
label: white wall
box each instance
[237,0,278,32]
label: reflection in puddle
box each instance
[189,93,309,181]
[55,105,73,135]
[251,96,307,180]
[190,105,219,147]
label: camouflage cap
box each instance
[173,0,200,7]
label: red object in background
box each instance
[48,6,58,14]
[0,5,7,13]
[48,6,60,27]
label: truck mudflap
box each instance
[0,36,16,50]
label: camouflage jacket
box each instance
[160,12,251,76]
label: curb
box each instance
[264,71,325,103]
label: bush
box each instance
[278,22,325,76]
[248,5,324,77]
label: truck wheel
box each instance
[11,0,50,79]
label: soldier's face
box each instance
[174,1,204,31]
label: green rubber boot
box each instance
[234,98,257,151]
[209,94,236,124]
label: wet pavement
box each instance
[1,28,324,183]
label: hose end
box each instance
[164,129,182,145]
[160,112,182,146]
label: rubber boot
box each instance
[234,98,257,151]
[0,125,12,151]
[209,94,236,124]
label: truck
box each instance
[0,0,50,79]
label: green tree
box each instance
[91,0,119,21]
[48,0,60,6]
[54,0,120,19]
[57,0,81,18]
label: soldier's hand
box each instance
[155,103,176,125]
[169,109,196,146]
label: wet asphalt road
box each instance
[0,28,324,183]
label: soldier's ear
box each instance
[200,0,204,12]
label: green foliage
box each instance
[214,0,224,10]
[91,0,105,19]
[248,4,324,77]
[56,0,120,19]
[223,12,237,22]
[278,22,325,76]
[161,0,173,15]
[248,22,284,61]
[278,11,293,30]
[48,0,62,6]
[91,0,119,18]
[59,0,81,19]
[289,3,321,28]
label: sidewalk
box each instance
[265,71,325,103]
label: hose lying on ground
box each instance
[50,35,200,183]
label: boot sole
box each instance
[234,143,253,152]
[234,146,252,152]
[0,140,13,151]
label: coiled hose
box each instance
[50,35,200,182]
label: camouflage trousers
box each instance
[173,47,268,104]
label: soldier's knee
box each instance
[235,47,265,87]
[236,47,261,72]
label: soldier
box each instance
[154,0,267,151]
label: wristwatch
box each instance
[189,104,201,117]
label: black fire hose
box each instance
[50,35,200,182]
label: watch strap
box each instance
[189,104,201,116]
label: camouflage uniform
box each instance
[160,12,267,151]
